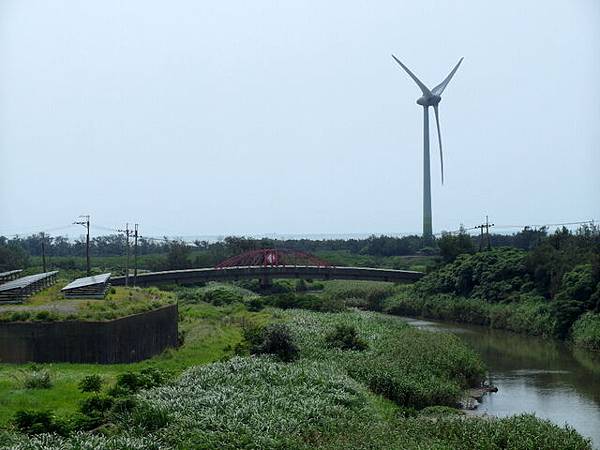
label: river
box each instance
[402,317,600,448]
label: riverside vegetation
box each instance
[384,234,600,351]
[0,282,592,449]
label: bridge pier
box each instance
[259,274,272,289]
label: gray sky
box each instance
[1,0,599,238]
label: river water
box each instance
[402,317,600,448]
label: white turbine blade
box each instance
[391,55,431,95]
[431,57,464,96]
[433,105,444,184]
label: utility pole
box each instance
[476,224,485,251]
[117,223,131,287]
[41,232,47,272]
[133,224,138,287]
[475,216,495,251]
[74,215,91,276]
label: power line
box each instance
[493,220,596,229]
[0,224,77,237]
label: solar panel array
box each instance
[62,273,111,299]
[0,270,23,284]
[0,271,59,303]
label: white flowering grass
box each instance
[0,432,165,450]
[142,356,383,449]
[1,308,592,450]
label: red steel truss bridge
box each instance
[111,248,424,287]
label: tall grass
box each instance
[0,307,592,449]
[282,309,485,408]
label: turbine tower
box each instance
[392,55,463,244]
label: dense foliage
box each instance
[386,226,600,341]
[2,225,588,273]
[1,308,591,449]
[572,313,600,352]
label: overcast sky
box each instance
[1,0,599,239]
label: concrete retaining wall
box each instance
[0,304,178,364]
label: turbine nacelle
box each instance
[417,94,441,107]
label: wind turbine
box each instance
[392,55,463,244]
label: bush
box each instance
[109,367,170,395]
[79,395,114,418]
[572,312,600,351]
[78,374,103,393]
[295,279,307,292]
[20,367,52,389]
[437,230,475,262]
[108,396,138,419]
[203,287,243,306]
[320,296,346,312]
[325,324,368,351]
[12,410,67,435]
[9,310,31,322]
[245,296,264,312]
[33,310,59,322]
[252,323,299,362]
[177,285,245,306]
[130,402,170,432]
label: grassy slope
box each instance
[0,302,267,426]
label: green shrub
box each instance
[33,310,59,321]
[252,323,299,362]
[325,324,368,351]
[20,367,52,389]
[130,402,170,432]
[110,367,170,395]
[295,279,307,292]
[245,296,264,312]
[268,280,294,294]
[9,310,31,321]
[320,296,346,312]
[204,288,234,305]
[108,396,138,423]
[572,312,600,351]
[12,410,67,435]
[78,374,103,393]
[79,395,114,418]
[345,297,370,309]
[67,412,102,431]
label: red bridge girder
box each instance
[215,248,332,269]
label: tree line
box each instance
[1,225,597,272]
